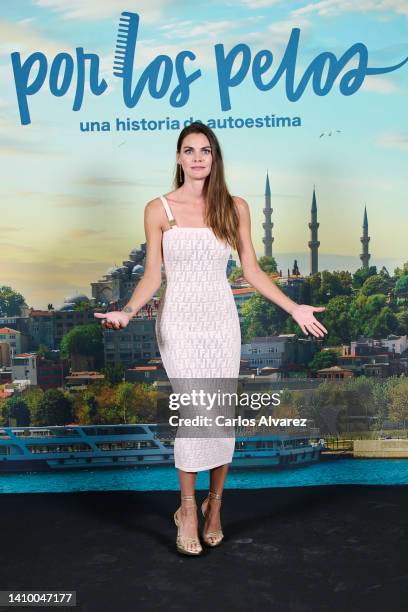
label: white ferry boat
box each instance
[0,424,323,473]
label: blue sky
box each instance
[0,0,407,309]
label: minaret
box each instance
[262,171,274,257]
[360,205,370,269]
[308,185,320,275]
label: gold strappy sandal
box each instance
[174,494,203,556]
[201,491,224,547]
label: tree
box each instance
[131,383,158,422]
[116,382,135,424]
[59,323,104,368]
[364,294,387,316]
[393,261,408,279]
[102,363,125,385]
[84,392,99,422]
[367,306,399,339]
[345,377,375,427]
[267,389,302,421]
[228,266,243,282]
[304,381,348,435]
[240,293,289,342]
[111,382,158,424]
[3,396,30,426]
[318,295,353,345]
[74,384,117,424]
[19,387,44,423]
[309,349,339,372]
[258,256,278,274]
[395,274,408,297]
[300,270,352,304]
[32,389,74,426]
[396,310,408,335]
[389,378,408,429]
[360,274,391,297]
[0,286,26,316]
[317,270,353,303]
[352,266,377,290]
[371,379,392,433]
[228,255,278,282]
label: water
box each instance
[1,459,407,493]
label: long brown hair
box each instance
[173,122,240,251]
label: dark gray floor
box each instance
[0,485,406,612]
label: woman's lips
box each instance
[191,166,205,169]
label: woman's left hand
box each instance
[290,305,328,338]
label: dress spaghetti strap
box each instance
[159,195,177,228]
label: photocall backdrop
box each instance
[1,1,407,491]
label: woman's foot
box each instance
[201,491,224,547]
[174,495,202,555]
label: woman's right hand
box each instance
[94,311,132,330]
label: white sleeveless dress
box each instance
[155,195,241,472]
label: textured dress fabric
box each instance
[155,195,241,472]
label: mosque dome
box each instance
[63,293,90,304]
[130,247,143,258]
[55,302,76,311]
[132,264,144,274]
[106,265,122,276]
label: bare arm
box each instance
[121,199,164,318]
[234,196,328,338]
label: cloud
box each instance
[0,144,64,157]
[244,192,301,198]
[241,0,283,7]
[128,14,275,69]
[265,15,312,45]
[0,241,38,254]
[0,226,24,234]
[294,0,408,19]
[15,191,135,209]
[0,130,65,156]
[375,131,408,149]
[78,176,140,187]
[12,191,104,207]
[159,19,248,40]
[33,0,171,23]
[0,19,71,57]
[64,228,104,239]
[0,19,117,102]
[47,194,104,208]
[360,75,401,93]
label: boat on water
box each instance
[0,424,324,473]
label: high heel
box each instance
[174,494,203,556]
[201,491,224,547]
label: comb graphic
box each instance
[113,11,139,79]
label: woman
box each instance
[95,122,328,557]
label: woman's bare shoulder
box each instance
[145,196,163,211]
[232,195,250,214]
[144,197,167,231]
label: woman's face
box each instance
[177,132,212,182]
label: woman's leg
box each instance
[179,468,197,496]
[203,463,229,541]
[177,469,201,553]
[209,463,229,495]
